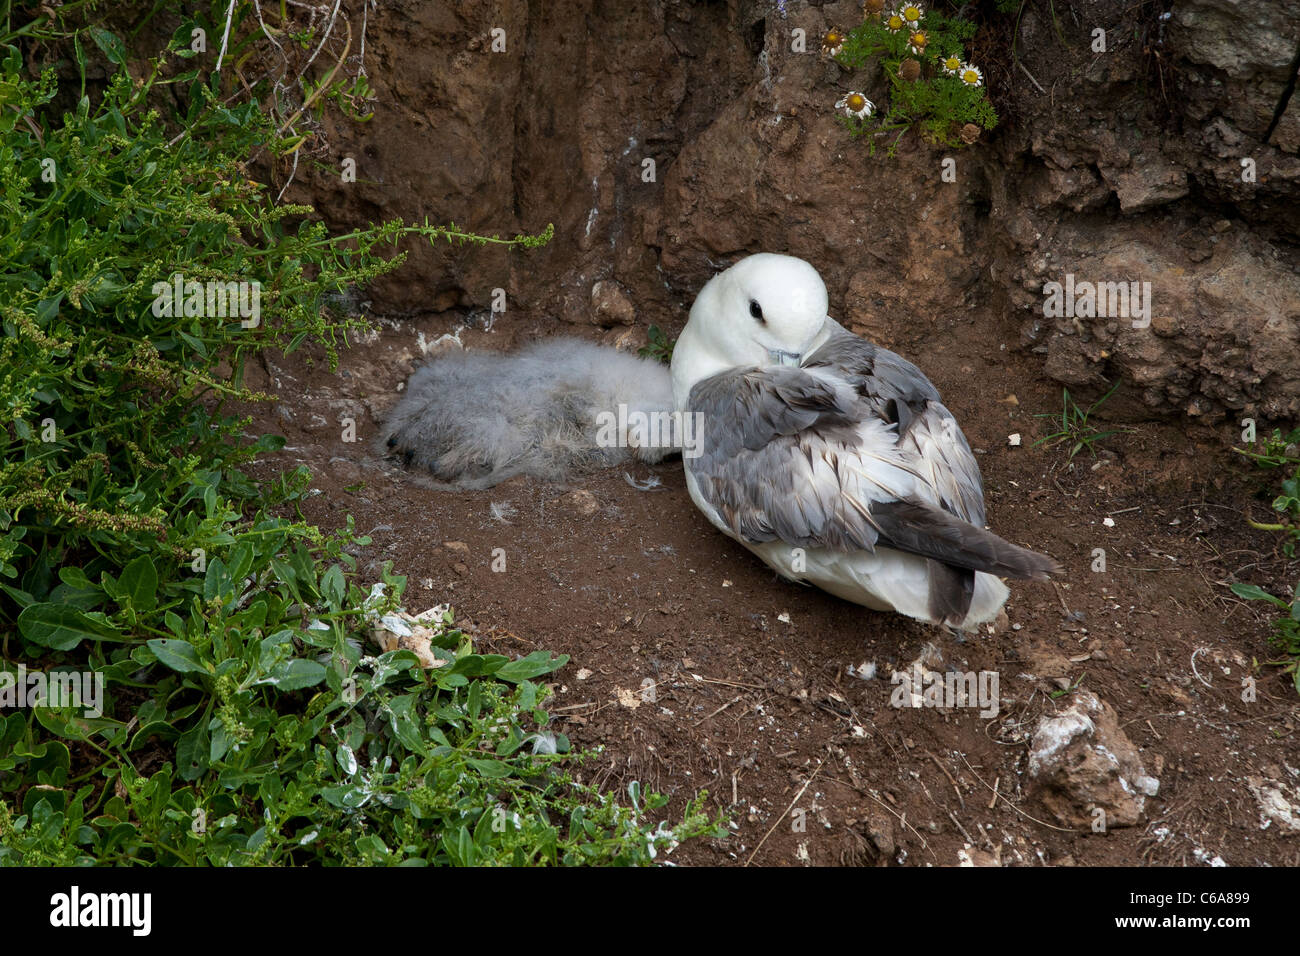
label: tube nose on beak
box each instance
[771,350,802,367]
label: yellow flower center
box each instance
[886,14,904,29]
[944,56,961,71]
[825,31,843,46]
[909,31,927,47]
[902,5,922,22]
[847,94,867,112]
[961,68,979,84]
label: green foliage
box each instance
[1033,382,1129,460]
[1230,580,1300,694]
[834,7,997,154]
[305,72,376,123]
[1,560,721,864]
[0,15,719,864]
[1234,426,1300,473]
[638,324,675,364]
[1231,428,1300,693]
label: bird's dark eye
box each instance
[749,299,765,323]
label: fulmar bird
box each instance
[671,253,1060,630]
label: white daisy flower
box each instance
[958,62,983,87]
[882,9,906,33]
[908,30,928,54]
[821,29,845,57]
[939,54,962,75]
[899,2,924,26]
[836,91,875,119]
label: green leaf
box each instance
[447,654,509,678]
[1230,582,1287,608]
[466,758,511,778]
[164,610,187,638]
[495,651,570,683]
[147,638,208,675]
[90,28,128,67]
[203,556,234,602]
[18,604,119,650]
[321,564,345,608]
[57,566,97,590]
[354,835,391,860]
[176,721,210,781]
[320,785,369,809]
[35,708,124,742]
[119,554,158,611]
[262,658,327,691]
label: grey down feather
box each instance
[379,339,677,489]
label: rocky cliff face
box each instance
[290,0,1300,424]
[996,0,1300,421]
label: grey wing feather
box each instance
[807,325,985,524]
[688,367,887,552]
[688,347,1060,582]
[898,402,987,526]
[805,325,939,434]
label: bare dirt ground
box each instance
[238,301,1300,867]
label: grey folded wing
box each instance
[687,365,888,552]
[686,361,1058,581]
[805,324,987,525]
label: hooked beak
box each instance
[769,349,802,367]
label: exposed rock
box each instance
[1010,219,1300,421]
[1028,691,1160,829]
[1170,0,1300,154]
[958,845,1002,867]
[602,325,649,352]
[1245,774,1300,833]
[1099,156,1189,214]
[591,279,636,326]
[368,608,451,669]
[566,489,600,515]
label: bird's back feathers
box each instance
[683,328,1060,628]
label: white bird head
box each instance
[671,253,831,408]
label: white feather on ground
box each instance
[380,339,677,489]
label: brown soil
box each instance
[236,296,1300,868]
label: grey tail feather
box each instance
[871,499,1062,581]
[927,559,975,626]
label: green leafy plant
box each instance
[1033,381,1129,460]
[638,324,675,364]
[832,5,998,154]
[1247,465,1300,551]
[1234,426,1300,472]
[1230,427,1300,693]
[1229,580,1300,694]
[1,559,722,864]
[1048,672,1086,699]
[0,11,720,865]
